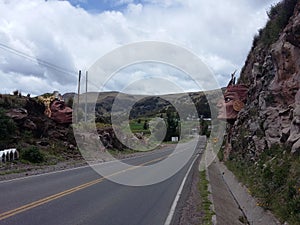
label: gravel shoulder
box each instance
[175,156,205,225]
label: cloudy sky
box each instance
[0,0,280,96]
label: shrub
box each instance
[21,146,45,163]
[0,109,16,140]
[252,0,297,47]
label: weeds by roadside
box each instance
[225,144,300,225]
[198,170,214,225]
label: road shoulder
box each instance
[208,159,281,225]
[207,161,246,225]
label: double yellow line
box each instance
[0,154,169,221]
[0,177,104,220]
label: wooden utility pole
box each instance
[85,71,88,122]
[77,70,81,123]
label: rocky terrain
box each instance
[224,0,300,224]
[0,94,81,163]
[233,0,300,155]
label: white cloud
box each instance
[126,3,143,15]
[102,62,208,95]
[0,0,281,95]
[0,71,74,96]
[114,0,135,6]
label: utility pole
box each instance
[85,71,88,122]
[77,70,81,123]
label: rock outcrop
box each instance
[3,97,78,157]
[222,3,300,223]
[227,0,300,159]
[49,100,72,124]
[97,127,126,150]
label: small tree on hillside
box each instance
[165,110,180,141]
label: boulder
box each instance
[6,108,28,120]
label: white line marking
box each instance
[164,153,200,225]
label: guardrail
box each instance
[0,149,19,163]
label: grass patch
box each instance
[129,118,151,135]
[198,170,214,225]
[107,148,140,157]
[225,144,300,225]
[0,168,28,176]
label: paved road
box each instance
[0,137,205,225]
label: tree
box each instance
[143,120,149,130]
[165,110,180,141]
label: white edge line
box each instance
[164,152,199,225]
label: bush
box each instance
[253,0,297,47]
[21,146,45,163]
[0,109,16,140]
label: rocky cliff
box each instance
[225,0,300,224]
[231,0,300,158]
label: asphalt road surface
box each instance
[0,137,205,225]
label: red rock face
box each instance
[50,100,72,124]
[217,85,248,121]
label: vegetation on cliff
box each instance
[226,144,299,224]
[254,0,298,46]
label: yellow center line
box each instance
[0,153,171,221]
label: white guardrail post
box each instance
[0,148,19,163]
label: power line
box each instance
[0,42,77,76]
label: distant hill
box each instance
[68,90,215,124]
